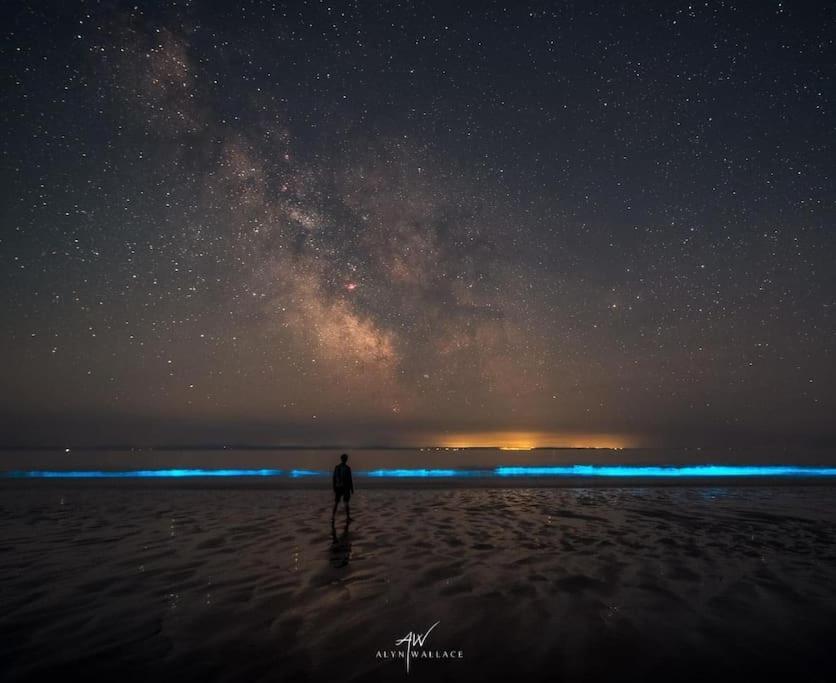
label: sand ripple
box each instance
[1,486,835,681]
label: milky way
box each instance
[1,2,834,447]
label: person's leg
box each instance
[345,495,352,521]
[332,493,339,519]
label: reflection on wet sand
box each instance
[330,519,352,568]
[1,486,835,681]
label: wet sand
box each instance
[1,485,835,682]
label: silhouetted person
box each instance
[332,453,354,522]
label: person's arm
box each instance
[332,466,338,491]
[349,467,354,493]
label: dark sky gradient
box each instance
[1,1,834,448]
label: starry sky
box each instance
[1,1,834,448]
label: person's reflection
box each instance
[330,518,352,568]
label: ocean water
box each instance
[3,447,836,483]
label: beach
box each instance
[1,484,835,682]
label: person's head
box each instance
[340,453,348,463]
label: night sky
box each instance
[1,1,834,448]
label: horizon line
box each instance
[0,443,799,452]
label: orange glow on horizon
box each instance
[436,431,632,450]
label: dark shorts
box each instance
[334,488,351,503]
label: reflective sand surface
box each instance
[2,486,835,682]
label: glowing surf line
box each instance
[2,465,836,479]
[289,469,321,477]
[2,468,283,478]
[365,468,463,477]
[493,465,836,477]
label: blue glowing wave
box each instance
[289,469,322,477]
[494,465,836,477]
[365,468,469,478]
[2,465,836,479]
[3,468,283,478]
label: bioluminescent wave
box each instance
[3,465,836,479]
[289,469,321,477]
[3,469,283,478]
[493,465,836,477]
[365,468,467,478]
